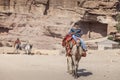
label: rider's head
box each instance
[73,22,80,29]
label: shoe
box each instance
[83,49,87,52]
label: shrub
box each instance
[115,23,120,32]
[115,14,120,32]
[116,14,120,22]
[107,36,113,40]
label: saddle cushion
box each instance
[63,38,76,56]
[62,34,72,47]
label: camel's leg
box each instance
[67,57,70,72]
[71,52,81,78]
[13,49,16,54]
[28,50,31,55]
[74,49,82,78]
[25,50,28,54]
[13,49,18,54]
[74,60,79,78]
[67,56,73,74]
[71,55,76,77]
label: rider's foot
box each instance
[83,49,87,52]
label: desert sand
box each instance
[0,48,120,80]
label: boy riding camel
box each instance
[69,23,87,51]
[62,22,87,56]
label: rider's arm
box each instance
[69,28,75,34]
[75,29,83,37]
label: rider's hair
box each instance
[74,22,79,26]
[73,22,80,28]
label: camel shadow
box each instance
[77,69,93,77]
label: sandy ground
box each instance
[0,49,120,80]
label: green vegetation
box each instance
[115,14,120,32]
[115,23,120,32]
[116,14,120,22]
[107,36,113,40]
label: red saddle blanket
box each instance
[62,34,72,47]
[62,34,76,56]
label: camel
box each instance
[62,35,85,78]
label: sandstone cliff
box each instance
[0,0,120,49]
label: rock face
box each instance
[0,0,120,49]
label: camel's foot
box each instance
[67,70,73,74]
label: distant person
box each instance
[14,38,21,49]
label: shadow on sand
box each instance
[77,69,93,78]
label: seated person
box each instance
[68,23,87,52]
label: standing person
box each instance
[13,38,21,53]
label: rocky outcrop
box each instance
[0,0,120,49]
[0,0,118,15]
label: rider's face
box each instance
[74,25,79,28]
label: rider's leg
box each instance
[79,38,87,51]
[72,35,77,41]
[72,35,87,51]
